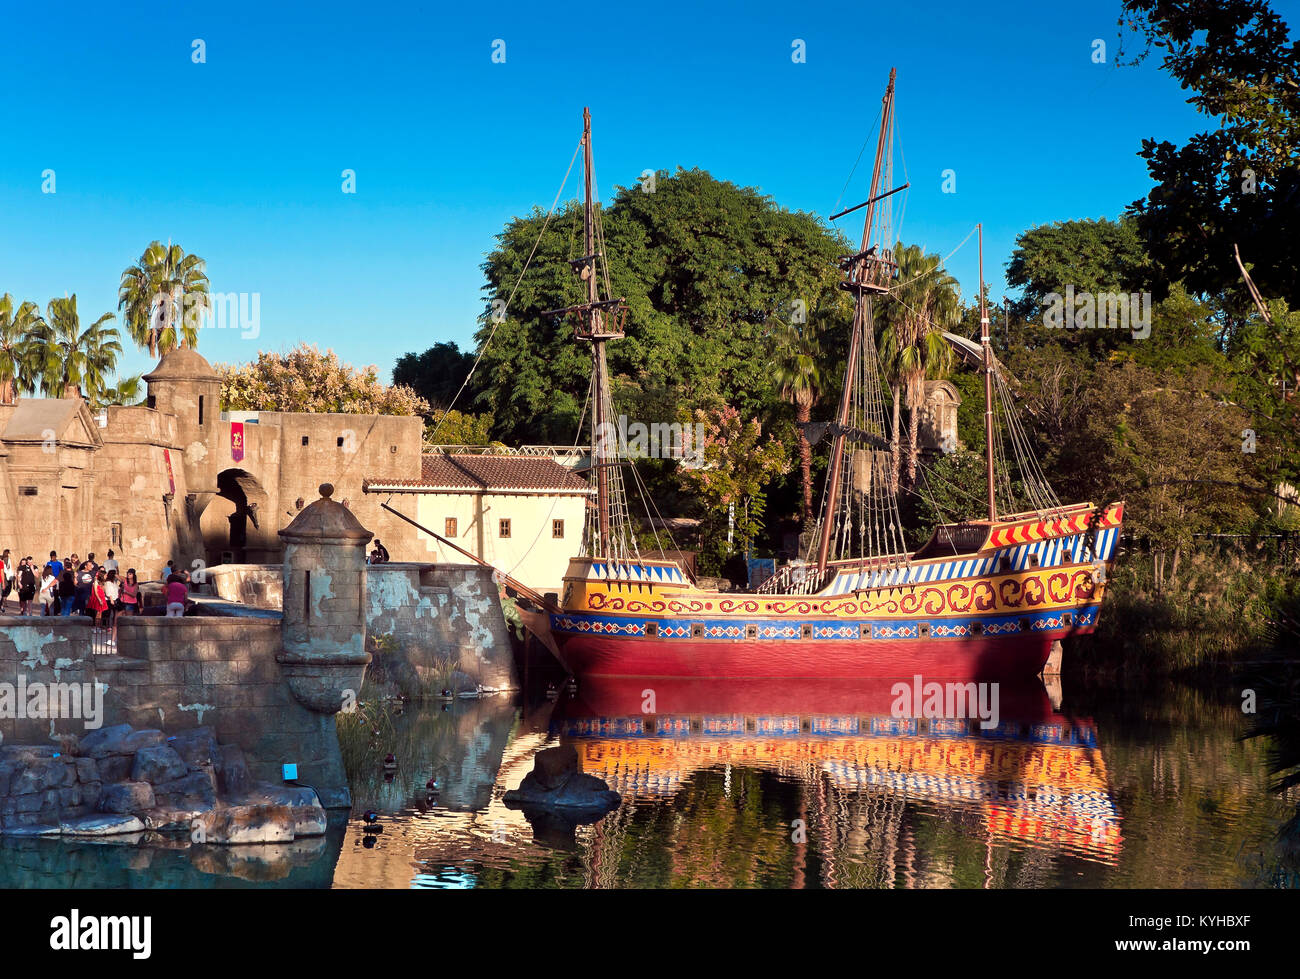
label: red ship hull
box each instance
[551,627,1069,680]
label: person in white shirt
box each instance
[39,565,58,615]
[104,549,119,574]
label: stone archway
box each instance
[202,469,271,565]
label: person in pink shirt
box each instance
[165,571,189,617]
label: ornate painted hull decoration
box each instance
[548,502,1123,680]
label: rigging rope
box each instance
[426,140,583,444]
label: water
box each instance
[4,674,1297,888]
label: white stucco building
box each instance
[363,453,592,593]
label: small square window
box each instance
[337,436,345,447]
[445,518,457,537]
[552,519,564,539]
[18,486,37,496]
[301,436,309,446]
[499,518,511,538]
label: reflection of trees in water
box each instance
[1239,649,1300,882]
[821,779,909,888]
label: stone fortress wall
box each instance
[205,561,517,693]
[0,484,400,834]
[0,346,432,580]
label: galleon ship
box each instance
[441,74,1124,681]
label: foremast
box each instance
[815,68,903,574]
[546,108,632,562]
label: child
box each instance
[87,569,109,631]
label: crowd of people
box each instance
[0,549,194,646]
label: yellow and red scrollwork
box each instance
[582,567,1099,620]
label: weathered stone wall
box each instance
[367,564,517,692]
[203,562,519,691]
[201,411,423,565]
[205,564,283,609]
[0,613,351,809]
[97,405,197,577]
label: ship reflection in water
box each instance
[557,678,1122,884]
[329,676,1130,889]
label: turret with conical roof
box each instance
[276,483,373,716]
[144,346,222,498]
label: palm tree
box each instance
[771,315,823,526]
[118,241,210,356]
[877,242,960,488]
[38,295,121,400]
[97,375,144,407]
[0,294,45,404]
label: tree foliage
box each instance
[462,168,850,445]
[1119,0,1300,308]
[118,241,210,356]
[217,343,429,415]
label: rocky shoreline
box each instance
[0,723,327,844]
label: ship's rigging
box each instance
[426,84,1072,595]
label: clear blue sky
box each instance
[0,0,1242,385]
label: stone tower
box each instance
[276,483,372,711]
[274,483,373,808]
[142,347,222,501]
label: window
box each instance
[198,395,204,425]
[552,519,564,539]
[445,518,457,538]
[301,436,309,446]
[499,518,511,538]
[337,436,345,447]
[18,486,37,496]
[110,523,123,548]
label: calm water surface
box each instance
[4,672,1297,888]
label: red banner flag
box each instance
[231,421,245,462]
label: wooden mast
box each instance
[582,107,613,557]
[979,224,996,522]
[816,68,897,573]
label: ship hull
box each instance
[530,501,1124,683]
[551,606,1095,680]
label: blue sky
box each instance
[0,0,1245,386]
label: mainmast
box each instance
[979,224,996,522]
[815,68,900,573]
[545,108,627,559]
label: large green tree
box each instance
[1004,217,1156,353]
[393,341,477,411]
[118,241,211,357]
[1119,0,1300,310]
[467,168,850,445]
